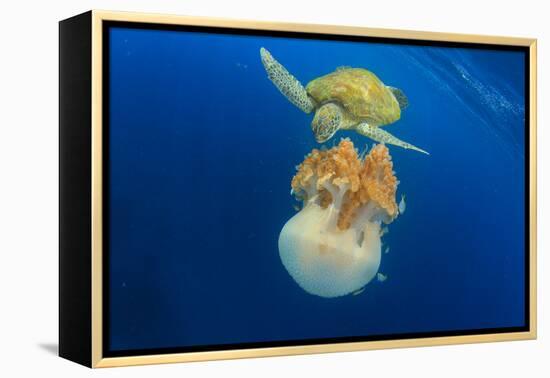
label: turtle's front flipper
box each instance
[260,47,315,114]
[356,123,430,155]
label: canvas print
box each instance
[105,24,527,355]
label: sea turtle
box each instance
[260,47,429,155]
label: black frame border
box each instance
[59,11,93,367]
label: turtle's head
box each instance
[311,103,342,143]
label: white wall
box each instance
[0,0,547,376]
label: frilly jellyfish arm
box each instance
[320,181,349,231]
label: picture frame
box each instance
[59,10,537,368]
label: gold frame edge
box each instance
[89,10,537,368]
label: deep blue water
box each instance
[108,26,526,352]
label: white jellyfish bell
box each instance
[278,139,400,298]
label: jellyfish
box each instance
[278,139,400,298]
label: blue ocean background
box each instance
[108,27,526,352]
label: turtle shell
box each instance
[306,68,401,126]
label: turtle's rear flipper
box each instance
[387,86,409,109]
[356,122,429,155]
[260,47,315,114]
